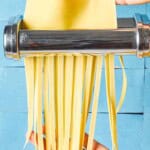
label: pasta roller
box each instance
[3,13,150,59]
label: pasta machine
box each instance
[3,14,150,59]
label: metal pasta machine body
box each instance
[3,14,150,59]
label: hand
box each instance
[28,126,108,150]
[116,0,150,5]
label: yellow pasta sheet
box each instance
[24,0,127,150]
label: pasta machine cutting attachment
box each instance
[3,14,150,59]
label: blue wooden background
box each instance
[0,1,150,150]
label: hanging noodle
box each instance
[23,0,127,149]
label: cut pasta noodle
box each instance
[87,56,103,150]
[105,54,118,150]
[23,0,127,150]
[24,57,35,146]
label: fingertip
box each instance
[116,0,127,5]
[29,131,35,144]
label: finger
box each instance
[30,128,108,150]
[116,0,127,5]
[125,0,150,4]
[116,0,150,5]
[84,133,108,150]
[42,125,46,134]
[92,141,109,150]
[29,131,38,145]
[28,125,45,145]
[29,131,46,149]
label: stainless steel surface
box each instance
[135,14,150,57]
[3,14,150,59]
[3,15,23,59]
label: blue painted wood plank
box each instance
[143,69,150,89]
[0,112,34,150]
[0,112,143,150]
[86,113,143,150]
[143,88,150,113]
[132,4,150,147]
[0,0,25,21]
[145,58,150,68]
[0,67,27,112]
[115,55,144,69]
[142,60,150,150]
[143,69,150,113]
[117,4,147,18]
[0,112,27,150]
[142,113,150,150]
[0,67,144,113]
[146,3,150,17]
[98,69,144,113]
